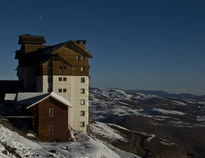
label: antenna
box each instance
[40,14,42,35]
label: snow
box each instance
[152,108,185,116]
[0,124,41,157]
[196,116,205,122]
[17,92,49,102]
[90,122,127,142]
[146,134,156,142]
[91,88,132,101]
[50,92,72,107]
[4,94,16,101]
[171,100,187,106]
[197,102,205,105]
[0,124,135,158]
[159,138,176,146]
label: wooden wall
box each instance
[38,47,90,76]
[29,97,70,141]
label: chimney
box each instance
[76,40,86,49]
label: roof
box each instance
[26,92,72,109]
[41,40,92,58]
[18,34,46,44]
[4,93,16,101]
[4,92,72,109]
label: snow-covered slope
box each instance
[0,123,138,158]
[90,88,205,158]
[90,88,205,128]
[0,87,204,158]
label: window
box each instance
[82,56,85,61]
[64,66,67,70]
[63,89,67,93]
[80,111,85,116]
[49,125,54,135]
[58,89,62,93]
[63,77,67,81]
[58,77,62,81]
[80,122,85,127]
[49,108,53,117]
[81,99,85,105]
[80,66,85,72]
[59,66,62,70]
[76,55,80,61]
[80,88,85,94]
[81,77,85,83]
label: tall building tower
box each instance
[15,34,92,132]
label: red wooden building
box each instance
[5,92,72,141]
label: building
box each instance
[5,92,72,141]
[15,34,92,133]
[0,80,23,103]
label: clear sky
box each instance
[0,0,204,95]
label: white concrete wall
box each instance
[36,75,89,132]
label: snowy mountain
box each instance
[90,88,205,158]
[0,118,138,158]
[0,88,205,158]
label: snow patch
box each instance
[90,122,127,142]
[152,108,185,116]
[196,116,205,122]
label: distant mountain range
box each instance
[89,87,205,158]
[126,89,205,100]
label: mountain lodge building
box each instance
[3,34,92,141]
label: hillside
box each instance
[90,88,205,158]
[0,88,204,158]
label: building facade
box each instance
[15,34,92,132]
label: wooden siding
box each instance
[24,44,42,53]
[29,105,38,134]
[37,47,90,76]
[29,97,70,141]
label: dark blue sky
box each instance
[0,0,205,95]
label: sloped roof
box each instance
[4,93,16,101]
[18,34,46,44]
[4,92,72,109]
[41,40,92,58]
[26,92,72,109]
[40,54,73,66]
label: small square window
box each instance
[64,66,67,70]
[49,108,53,117]
[81,77,85,83]
[80,99,85,105]
[80,111,85,116]
[63,89,67,93]
[63,77,67,81]
[59,66,62,70]
[59,89,62,93]
[58,77,62,81]
[49,125,54,135]
[80,88,85,94]
[76,55,80,61]
[80,122,85,127]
